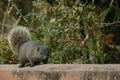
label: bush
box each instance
[0,0,120,64]
[0,39,17,64]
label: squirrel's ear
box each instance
[36,46,41,52]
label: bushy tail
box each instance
[8,26,31,55]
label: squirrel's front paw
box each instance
[30,62,36,67]
[19,64,24,68]
[30,64,35,67]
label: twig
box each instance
[80,33,89,47]
[91,21,120,31]
[101,21,120,28]
[13,18,21,27]
[1,0,11,40]
[12,4,28,23]
[110,0,114,7]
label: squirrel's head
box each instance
[35,46,49,60]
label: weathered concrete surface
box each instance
[0,64,120,80]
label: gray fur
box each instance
[8,26,49,67]
[19,41,49,67]
[8,26,31,55]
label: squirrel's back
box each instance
[19,41,49,62]
[8,26,31,55]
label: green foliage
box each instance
[35,25,82,63]
[30,1,120,64]
[0,0,120,64]
[0,39,17,64]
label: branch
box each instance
[1,0,11,40]
[12,4,28,23]
[80,33,89,47]
[110,0,114,7]
[100,21,120,29]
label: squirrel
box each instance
[8,26,49,67]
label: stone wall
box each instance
[0,64,120,80]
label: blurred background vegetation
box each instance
[0,0,120,64]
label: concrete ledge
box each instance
[0,64,120,80]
